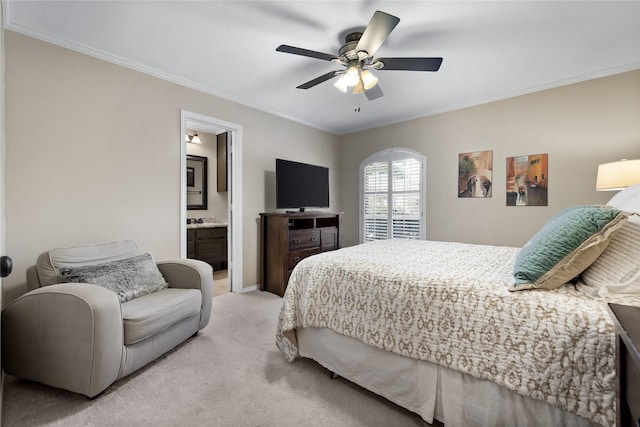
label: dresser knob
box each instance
[293,239,300,243]
[293,257,301,262]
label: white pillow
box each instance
[607,182,640,223]
[582,219,640,294]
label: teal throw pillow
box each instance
[511,205,627,291]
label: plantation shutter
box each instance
[361,150,424,243]
[391,158,421,239]
[363,161,389,242]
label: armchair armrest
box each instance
[157,259,213,330]
[1,283,123,397]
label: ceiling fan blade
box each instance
[365,85,384,101]
[276,45,337,62]
[355,11,400,57]
[296,71,340,89]
[376,57,443,71]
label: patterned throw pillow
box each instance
[511,205,627,291]
[58,252,169,302]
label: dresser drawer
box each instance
[289,229,320,251]
[320,227,337,250]
[288,248,320,270]
[195,227,226,240]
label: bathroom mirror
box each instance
[186,155,208,210]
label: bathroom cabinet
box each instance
[187,226,227,270]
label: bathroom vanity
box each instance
[187,222,228,270]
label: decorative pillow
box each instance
[606,182,640,217]
[58,253,169,302]
[511,205,627,291]
[581,219,640,294]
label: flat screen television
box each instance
[276,158,329,212]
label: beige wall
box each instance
[3,31,340,303]
[185,129,228,223]
[4,30,639,304]
[339,70,640,248]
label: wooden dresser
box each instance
[259,212,342,297]
[608,303,640,426]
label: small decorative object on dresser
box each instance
[259,212,342,297]
[608,303,640,427]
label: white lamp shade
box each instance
[191,133,202,144]
[344,66,360,87]
[596,159,640,191]
[333,75,349,93]
[361,69,378,90]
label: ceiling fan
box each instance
[276,10,443,102]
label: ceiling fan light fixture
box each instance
[344,66,360,87]
[334,75,349,93]
[361,69,378,90]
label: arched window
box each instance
[360,148,426,243]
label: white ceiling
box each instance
[4,1,640,135]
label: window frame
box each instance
[359,148,426,243]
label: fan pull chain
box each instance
[354,94,361,112]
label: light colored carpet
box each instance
[2,291,430,427]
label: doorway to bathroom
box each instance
[180,110,243,294]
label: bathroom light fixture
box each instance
[596,158,640,191]
[185,132,202,144]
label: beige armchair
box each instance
[2,240,213,397]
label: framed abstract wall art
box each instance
[506,153,548,206]
[458,150,493,198]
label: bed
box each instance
[276,185,640,427]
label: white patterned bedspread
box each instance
[276,239,640,426]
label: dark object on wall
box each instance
[217,132,228,192]
[276,158,329,211]
[187,154,208,210]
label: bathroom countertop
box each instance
[186,222,228,229]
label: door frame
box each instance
[180,110,243,293]
[0,3,5,416]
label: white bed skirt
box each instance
[297,327,598,427]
